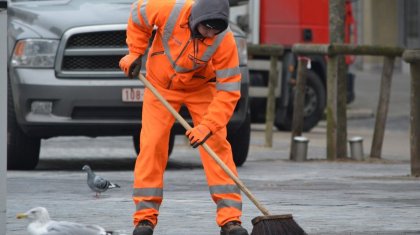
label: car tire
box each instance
[133,131,175,157]
[7,78,40,170]
[275,70,326,132]
[227,111,250,167]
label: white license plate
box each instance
[122,88,144,102]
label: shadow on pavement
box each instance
[35,158,203,171]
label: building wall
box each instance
[359,0,400,70]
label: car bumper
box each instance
[11,67,249,138]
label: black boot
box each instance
[220,221,249,235]
[132,220,154,235]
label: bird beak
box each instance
[16,213,28,219]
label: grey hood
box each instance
[189,0,229,33]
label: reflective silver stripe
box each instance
[131,1,152,28]
[140,0,151,28]
[163,0,185,67]
[200,29,228,62]
[133,188,163,197]
[217,199,242,211]
[136,201,160,211]
[131,2,141,26]
[173,62,193,73]
[216,82,241,91]
[216,66,241,79]
[209,185,240,195]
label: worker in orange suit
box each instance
[119,0,248,234]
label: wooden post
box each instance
[247,44,283,148]
[403,50,420,176]
[265,55,279,147]
[337,56,348,159]
[409,60,420,176]
[326,56,338,160]
[370,56,395,159]
[329,0,346,160]
[290,57,309,160]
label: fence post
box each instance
[370,56,395,159]
[290,57,309,160]
[337,56,348,159]
[247,44,283,148]
[403,49,420,176]
[326,56,338,160]
[265,54,279,147]
[329,0,346,160]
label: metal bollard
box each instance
[293,136,309,162]
[348,136,364,160]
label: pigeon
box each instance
[82,164,120,197]
[16,206,116,235]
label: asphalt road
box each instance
[6,69,420,235]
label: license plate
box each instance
[122,88,144,102]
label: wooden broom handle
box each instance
[138,74,271,216]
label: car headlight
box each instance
[11,39,59,68]
[235,37,248,66]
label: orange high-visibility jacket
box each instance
[126,0,241,134]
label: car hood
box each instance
[8,0,132,39]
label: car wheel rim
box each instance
[304,86,317,117]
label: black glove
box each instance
[128,56,142,79]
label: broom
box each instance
[138,73,307,235]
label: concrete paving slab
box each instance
[6,70,419,235]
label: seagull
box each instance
[16,207,115,235]
[82,164,120,197]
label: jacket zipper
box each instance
[173,37,192,66]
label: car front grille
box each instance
[66,31,127,48]
[72,106,141,120]
[55,25,129,78]
[62,55,122,71]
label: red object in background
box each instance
[344,0,356,64]
[259,0,329,46]
[259,0,356,64]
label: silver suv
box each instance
[7,0,250,170]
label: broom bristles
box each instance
[251,214,307,235]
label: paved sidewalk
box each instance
[6,70,420,235]
[7,121,420,235]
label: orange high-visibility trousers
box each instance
[132,81,243,227]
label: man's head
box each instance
[190,0,230,38]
